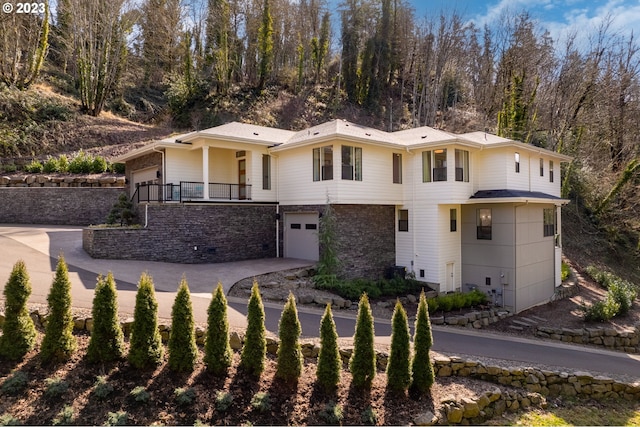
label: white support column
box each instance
[202,146,209,200]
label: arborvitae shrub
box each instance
[40,255,77,364]
[239,280,266,377]
[0,260,37,360]
[410,290,435,394]
[316,304,341,392]
[275,293,302,383]
[86,272,124,363]
[386,300,411,393]
[168,277,198,372]
[128,272,164,369]
[204,282,233,376]
[349,293,376,389]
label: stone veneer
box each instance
[83,202,277,263]
[535,323,640,353]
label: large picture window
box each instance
[543,208,556,237]
[455,149,469,182]
[393,153,402,183]
[313,146,333,181]
[342,145,362,180]
[477,208,492,240]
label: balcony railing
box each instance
[133,181,252,203]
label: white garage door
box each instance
[284,212,319,261]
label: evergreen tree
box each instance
[410,290,435,394]
[349,293,376,389]
[86,272,124,363]
[239,280,266,377]
[168,277,198,372]
[316,304,341,392]
[128,272,164,369]
[40,255,77,364]
[0,260,37,360]
[204,282,233,376]
[256,0,274,90]
[386,300,411,393]
[275,293,302,384]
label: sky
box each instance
[409,0,639,43]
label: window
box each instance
[433,149,447,181]
[313,146,333,181]
[398,209,408,232]
[543,208,556,237]
[393,153,402,183]
[262,154,271,190]
[450,208,457,232]
[549,160,554,183]
[341,145,362,180]
[515,152,520,173]
[455,149,469,182]
[540,158,544,177]
[422,151,431,182]
[477,208,492,240]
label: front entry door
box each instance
[238,159,246,200]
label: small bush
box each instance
[411,290,435,395]
[319,401,343,425]
[67,150,93,174]
[91,156,108,173]
[128,272,164,369]
[316,304,342,392]
[105,411,128,426]
[349,294,376,389]
[386,300,411,393]
[92,376,114,400]
[581,297,620,322]
[174,387,196,406]
[0,260,37,361]
[0,413,21,426]
[168,277,197,373]
[42,156,59,173]
[215,391,233,412]
[1,372,28,396]
[129,386,150,404]
[204,282,233,376]
[57,155,69,173]
[239,281,266,377]
[24,160,43,173]
[561,262,571,282]
[110,162,126,174]
[275,293,303,384]
[609,280,636,316]
[52,405,74,426]
[361,406,377,425]
[86,273,124,363]
[44,377,68,398]
[250,391,271,413]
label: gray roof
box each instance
[470,190,564,200]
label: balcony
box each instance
[133,181,252,203]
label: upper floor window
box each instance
[341,145,362,181]
[543,208,556,237]
[455,149,469,182]
[393,153,402,184]
[262,154,271,190]
[450,208,457,232]
[515,152,520,173]
[433,149,447,181]
[398,209,409,231]
[313,146,333,181]
[549,160,554,183]
[477,208,492,240]
[539,158,544,177]
[422,151,431,182]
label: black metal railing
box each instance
[132,181,251,203]
[132,183,179,203]
[209,182,251,200]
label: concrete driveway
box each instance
[0,225,313,326]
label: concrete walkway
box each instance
[0,225,313,326]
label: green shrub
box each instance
[44,377,68,398]
[90,156,108,173]
[239,281,266,377]
[427,297,438,314]
[92,376,114,400]
[106,193,136,226]
[561,262,571,282]
[410,290,435,394]
[215,391,233,412]
[129,386,150,404]
[56,155,69,173]
[86,273,124,363]
[24,160,43,173]
[42,156,59,173]
[174,387,196,406]
[110,162,126,174]
[386,300,411,393]
[361,406,377,425]
[0,260,37,361]
[1,371,28,396]
[52,405,74,426]
[128,272,164,369]
[316,304,341,392]
[204,282,232,376]
[168,277,198,372]
[250,391,271,413]
[609,280,636,316]
[275,293,303,384]
[40,255,77,364]
[68,150,93,174]
[105,411,128,426]
[349,293,375,389]
[318,401,343,425]
[0,413,21,426]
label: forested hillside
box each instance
[0,0,638,280]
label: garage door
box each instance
[284,212,319,261]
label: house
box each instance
[107,119,571,313]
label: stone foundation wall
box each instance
[0,174,125,188]
[83,203,277,263]
[535,323,640,353]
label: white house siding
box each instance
[437,204,462,293]
[165,148,203,185]
[475,150,508,191]
[395,202,414,275]
[249,150,277,202]
[208,148,235,183]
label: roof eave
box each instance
[465,197,570,205]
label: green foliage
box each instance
[168,277,198,372]
[1,371,28,396]
[91,156,108,173]
[110,163,125,174]
[129,386,150,404]
[349,294,376,389]
[315,275,425,301]
[106,193,136,226]
[561,262,571,282]
[318,401,343,425]
[128,272,164,369]
[40,255,77,364]
[44,377,68,398]
[411,290,435,394]
[174,387,196,406]
[581,295,620,322]
[314,201,340,287]
[609,281,637,316]
[215,391,233,412]
[257,0,274,90]
[386,300,411,393]
[316,304,342,392]
[92,376,114,400]
[24,159,43,173]
[275,293,303,383]
[239,281,266,377]
[67,149,93,173]
[0,260,37,361]
[582,265,637,320]
[250,391,271,413]
[429,290,488,314]
[42,156,59,173]
[204,282,232,376]
[86,272,124,363]
[361,406,377,425]
[52,405,74,426]
[105,411,128,426]
[0,413,21,426]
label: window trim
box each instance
[433,149,447,182]
[543,207,556,237]
[313,145,333,181]
[341,145,362,181]
[450,208,457,232]
[476,208,492,240]
[398,209,409,232]
[455,149,469,182]
[262,154,271,190]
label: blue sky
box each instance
[409,0,639,42]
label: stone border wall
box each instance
[431,308,512,329]
[0,174,125,188]
[535,323,640,353]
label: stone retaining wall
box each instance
[535,323,640,353]
[0,174,125,188]
[430,308,512,329]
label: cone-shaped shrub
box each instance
[204,282,232,376]
[128,272,164,369]
[275,293,302,383]
[386,300,411,392]
[0,260,37,360]
[86,272,124,363]
[40,255,77,364]
[239,280,266,377]
[316,304,341,392]
[349,293,376,389]
[168,277,198,372]
[410,290,435,394]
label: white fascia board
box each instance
[478,142,573,162]
[464,197,571,205]
[269,134,403,152]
